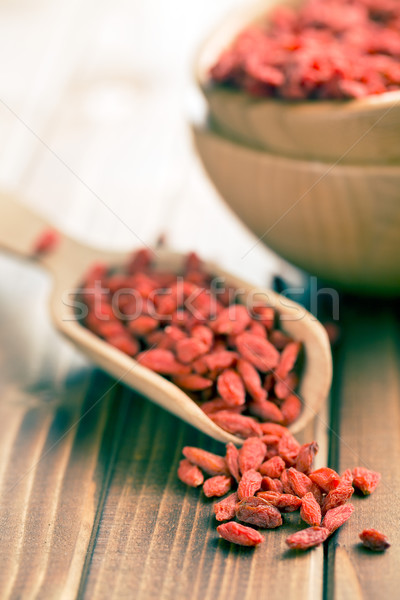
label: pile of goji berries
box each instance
[178,427,388,551]
[80,249,304,435]
[210,0,400,99]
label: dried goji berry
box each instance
[201,398,245,416]
[214,492,239,521]
[275,341,301,380]
[340,468,354,486]
[352,467,381,495]
[300,492,322,526]
[239,437,266,474]
[249,400,284,424]
[33,228,60,254]
[182,447,228,476]
[309,468,341,493]
[287,468,314,497]
[322,482,354,514]
[217,521,264,547]
[259,456,286,478]
[136,349,190,375]
[210,411,263,439]
[225,442,241,482]
[286,527,330,550]
[203,475,232,498]
[211,304,251,335]
[278,434,301,466]
[258,491,302,512]
[237,469,262,500]
[359,529,390,551]
[295,442,319,474]
[236,496,282,528]
[217,369,246,406]
[280,394,302,425]
[175,337,208,364]
[235,333,280,372]
[275,372,299,400]
[260,476,284,493]
[203,351,239,371]
[177,459,204,487]
[107,334,140,356]
[322,503,354,533]
[237,359,267,403]
[172,374,214,391]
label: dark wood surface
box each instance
[0,253,398,600]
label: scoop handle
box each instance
[0,191,59,259]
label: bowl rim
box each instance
[193,122,400,174]
[195,0,400,116]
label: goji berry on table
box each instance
[217,522,264,547]
[177,459,204,487]
[322,503,354,533]
[286,527,330,550]
[359,528,390,551]
[300,492,322,526]
[203,475,232,498]
[236,496,282,529]
[214,492,239,521]
[352,467,381,495]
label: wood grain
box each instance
[326,301,400,600]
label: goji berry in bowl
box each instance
[196,0,400,165]
[193,124,400,294]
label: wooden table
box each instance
[0,1,399,598]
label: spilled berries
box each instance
[177,425,384,550]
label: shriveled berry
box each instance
[173,374,213,391]
[300,492,322,526]
[235,333,280,372]
[278,434,301,466]
[249,400,284,423]
[182,447,228,476]
[217,521,264,547]
[287,468,314,497]
[259,456,286,478]
[295,442,319,474]
[352,467,381,495]
[203,475,232,498]
[237,359,267,402]
[210,411,263,439]
[258,491,302,512]
[237,469,262,500]
[217,369,246,406]
[236,496,282,529]
[280,394,302,425]
[261,476,284,493]
[322,504,354,533]
[225,442,241,482]
[177,459,204,487]
[286,527,330,550]
[309,468,341,493]
[239,437,266,474]
[214,492,239,521]
[359,529,390,551]
[322,482,354,514]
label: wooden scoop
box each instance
[0,192,332,445]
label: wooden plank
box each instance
[326,301,400,600]
[0,255,130,600]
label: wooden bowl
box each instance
[193,125,400,294]
[196,0,400,165]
